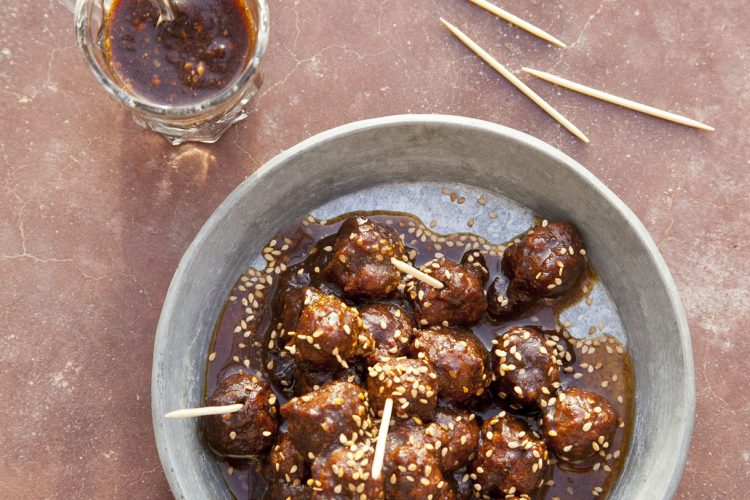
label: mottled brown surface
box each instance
[0,0,747,498]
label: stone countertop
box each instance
[1,0,747,497]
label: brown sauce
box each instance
[205,211,635,499]
[104,0,254,105]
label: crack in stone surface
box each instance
[551,0,614,71]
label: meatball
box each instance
[324,216,406,299]
[486,273,536,320]
[503,221,586,298]
[359,303,415,364]
[384,423,452,498]
[424,408,480,472]
[541,387,620,462]
[471,412,549,497]
[289,287,374,370]
[281,381,371,458]
[367,357,439,420]
[491,326,561,410]
[293,364,363,396]
[412,326,490,404]
[310,442,384,499]
[410,259,487,327]
[264,432,309,485]
[204,372,278,457]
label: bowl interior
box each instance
[152,115,694,499]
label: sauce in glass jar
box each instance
[105,0,255,105]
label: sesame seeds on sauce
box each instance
[204,209,634,499]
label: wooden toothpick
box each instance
[371,397,393,480]
[466,0,567,48]
[440,18,590,143]
[390,257,444,289]
[523,67,715,131]
[164,403,244,419]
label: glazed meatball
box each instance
[324,216,406,299]
[492,326,561,410]
[293,364,363,396]
[410,259,487,327]
[204,372,278,457]
[367,357,438,420]
[310,442,384,499]
[359,303,415,364]
[412,326,490,404]
[384,423,452,499]
[486,273,536,320]
[264,432,309,486]
[503,221,586,298]
[289,287,374,370]
[424,408,480,473]
[281,381,371,458]
[542,387,620,462]
[471,412,549,497]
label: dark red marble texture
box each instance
[0,0,747,497]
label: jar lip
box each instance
[74,0,270,117]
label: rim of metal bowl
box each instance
[151,114,695,499]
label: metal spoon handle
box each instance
[152,0,175,24]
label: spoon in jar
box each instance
[151,0,176,24]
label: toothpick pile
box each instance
[440,1,714,142]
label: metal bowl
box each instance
[152,115,694,499]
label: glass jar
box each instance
[75,0,269,145]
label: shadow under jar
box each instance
[75,0,269,145]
